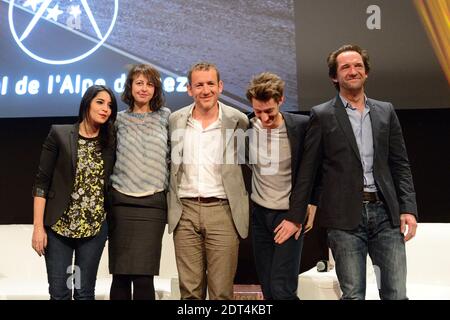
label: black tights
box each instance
[110,275,155,300]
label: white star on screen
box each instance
[69,5,82,18]
[22,0,44,12]
[46,4,64,22]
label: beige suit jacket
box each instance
[167,101,250,238]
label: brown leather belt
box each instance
[362,192,380,203]
[183,197,227,203]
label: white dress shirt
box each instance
[178,106,227,199]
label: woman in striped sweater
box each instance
[108,64,170,300]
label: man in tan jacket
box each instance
[168,62,249,300]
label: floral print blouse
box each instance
[52,135,106,238]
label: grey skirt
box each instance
[108,189,167,275]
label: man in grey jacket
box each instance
[167,62,249,300]
[294,44,418,300]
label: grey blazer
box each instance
[167,101,250,238]
[293,96,418,230]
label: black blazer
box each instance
[32,123,115,227]
[292,96,418,230]
[248,111,309,224]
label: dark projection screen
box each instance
[0,0,449,117]
[0,0,298,117]
[294,0,449,110]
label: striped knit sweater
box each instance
[111,107,171,196]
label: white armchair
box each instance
[298,223,450,300]
[0,224,179,300]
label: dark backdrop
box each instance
[294,0,450,110]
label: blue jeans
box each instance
[44,222,107,300]
[252,204,303,300]
[327,201,407,300]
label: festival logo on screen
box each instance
[8,0,118,65]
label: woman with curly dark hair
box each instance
[108,64,171,300]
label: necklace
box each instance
[128,110,153,125]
